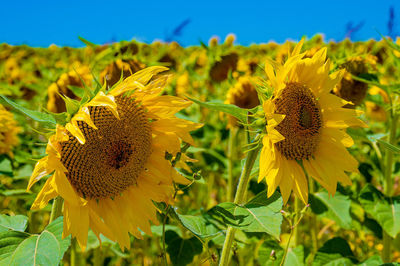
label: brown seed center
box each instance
[60,95,152,199]
[273,83,322,160]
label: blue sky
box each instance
[1,1,399,47]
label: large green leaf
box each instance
[0,214,28,233]
[165,230,203,266]
[209,191,283,239]
[188,97,250,124]
[311,191,352,229]
[359,184,400,238]
[45,217,71,261]
[10,230,60,266]
[312,237,357,266]
[174,212,222,239]
[0,95,56,125]
[0,231,29,265]
[0,216,71,266]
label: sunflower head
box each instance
[28,66,202,250]
[209,53,238,82]
[208,36,219,48]
[259,39,367,204]
[47,65,93,113]
[365,101,387,122]
[100,59,145,88]
[333,56,377,107]
[0,104,21,156]
[224,33,236,47]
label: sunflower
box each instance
[259,40,367,204]
[333,56,376,107]
[27,66,202,250]
[100,59,145,88]
[225,76,260,127]
[47,65,92,113]
[0,104,21,156]
[365,101,387,122]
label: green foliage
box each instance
[209,191,283,239]
[359,184,400,238]
[188,97,250,124]
[313,237,357,266]
[0,95,56,125]
[0,216,71,266]
[310,191,352,229]
[0,214,28,233]
[174,212,222,239]
[165,230,203,266]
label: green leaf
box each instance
[209,191,283,239]
[0,215,28,233]
[10,230,60,266]
[67,85,85,98]
[174,212,222,239]
[357,255,383,265]
[0,216,70,266]
[0,158,12,176]
[376,139,400,154]
[0,231,29,265]
[284,246,304,266]
[165,230,203,266]
[0,95,56,125]
[311,191,352,229]
[257,241,304,266]
[45,216,71,261]
[313,237,357,266]
[187,97,249,124]
[359,184,400,238]
[78,36,96,47]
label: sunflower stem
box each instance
[382,113,398,262]
[293,197,301,246]
[309,179,318,253]
[70,238,78,266]
[219,145,261,266]
[49,196,64,223]
[227,127,238,202]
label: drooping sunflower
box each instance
[100,59,145,88]
[259,39,367,204]
[27,66,202,250]
[47,64,92,113]
[0,104,21,156]
[225,76,260,127]
[333,55,376,107]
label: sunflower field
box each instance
[0,34,399,266]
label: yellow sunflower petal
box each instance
[30,177,58,210]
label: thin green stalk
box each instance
[280,204,308,265]
[162,206,170,266]
[280,223,294,266]
[227,127,238,202]
[49,196,63,223]
[70,238,77,266]
[293,197,301,246]
[219,145,261,266]
[309,179,318,253]
[382,114,399,263]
